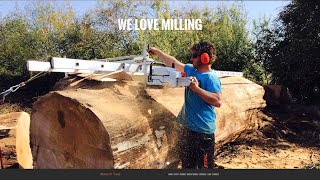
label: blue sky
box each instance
[0,0,290,31]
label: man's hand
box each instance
[188,76,222,107]
[147,47,185,73]
[147,47,161,56]
[188,76,199,91]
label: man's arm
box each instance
[189,77,222,107]
[148,47,185,72]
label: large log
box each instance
[30,75,266,169]
[30,80,181,169]
[214,76,267,146]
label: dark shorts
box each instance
[178,127,215,169]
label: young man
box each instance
[148,41,222,169]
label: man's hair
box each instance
[190,41,217,65]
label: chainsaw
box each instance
[146,62,193,87]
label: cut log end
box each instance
[30,93,114,168]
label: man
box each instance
[148,41,222,169]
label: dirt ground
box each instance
[1,103,319,169]
[216,130,320,169]
[0,103,30,168]
[215,106,320,169]
[0,125,19,169]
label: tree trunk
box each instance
[30,75,266,169]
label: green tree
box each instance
[250,16,278,84]
[139,1,254,76]
[266,0,320,104]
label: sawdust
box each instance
[216,141,320,169]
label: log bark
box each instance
[30,75,266,169]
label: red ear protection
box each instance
[200,53,210,64]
